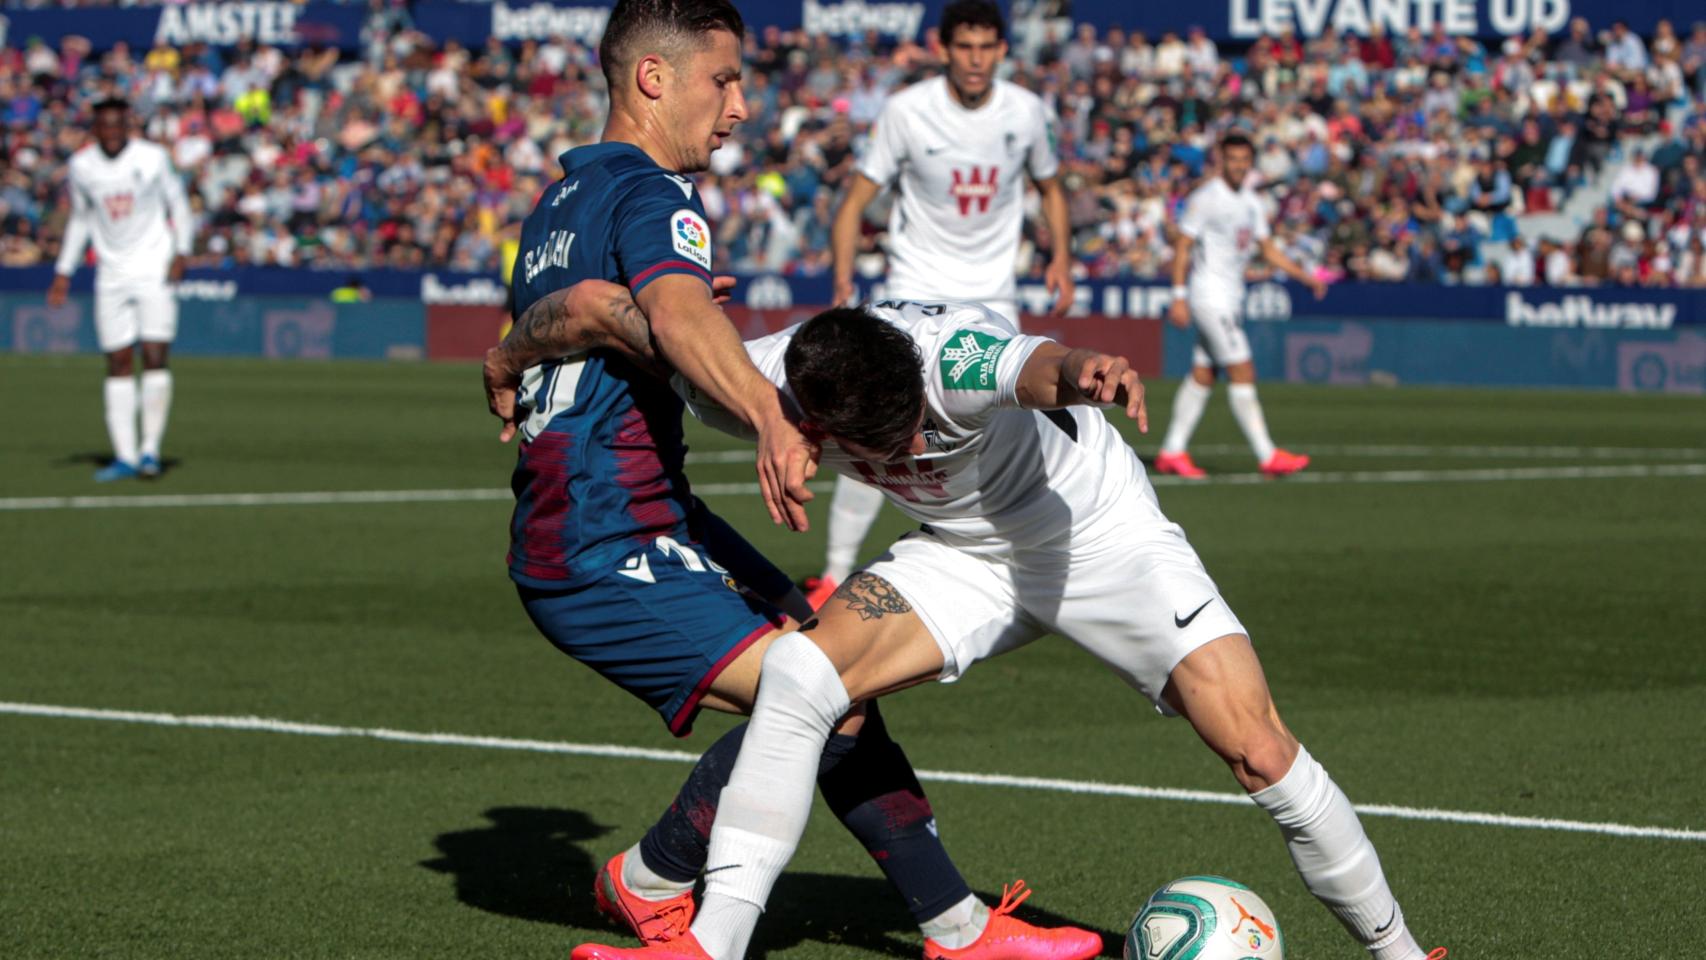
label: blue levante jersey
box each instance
[506,142,717,589]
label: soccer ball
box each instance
[1125,876,1283,960]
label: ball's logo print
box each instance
[1230,895,1275,948]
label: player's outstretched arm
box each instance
[638,274,818,532]
[483,279,658,442]
[1013,341,1148,431]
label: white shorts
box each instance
[95,280,178,353]
[1190,301,1250,368]
[864,523,1247,715]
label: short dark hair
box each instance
[939,0,1006,45]
[1220,131,1254,154]
[599,0,745,88]
[91,97,129,115]
[784,307,925,457]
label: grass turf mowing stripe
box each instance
[4,462,1704,512]
[5,700,1701,844]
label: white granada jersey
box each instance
[859,78,1058,304]
[55,139,194,285]
[1177,176,1270,310]
[678,301,1161,554]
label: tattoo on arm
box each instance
[502,287,657,366]
[832,572,913,621]
[604,289,658,361]
[505,288,594,360]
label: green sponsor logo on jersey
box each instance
[940,329,1009,391]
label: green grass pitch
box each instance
[2,353,1703,959]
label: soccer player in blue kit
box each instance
[480,1,1100,958]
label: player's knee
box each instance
[757,632,852,733]
[1227,719,1299,793]
[105,349,134,377]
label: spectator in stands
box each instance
[1611,148,1662,217]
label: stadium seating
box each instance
[4,8,1705,287]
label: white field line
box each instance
[4,462,1704,513]
[2,701,1700,843]
[684,444,1706,466]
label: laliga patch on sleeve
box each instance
[939,329,1009,391]
[671,209,712,270]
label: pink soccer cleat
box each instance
[572,932,712,960]
[593,851,695,946]
[801,575,840,611]
[1259,449,1310,477]
[923,881,1103,960]
[1153,451,1208,480]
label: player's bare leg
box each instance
[95,345,141,482]
[1155,364,1213,480]
[1222,360,1307,476]
[137,340,173,477]
[1165,634,1426,960]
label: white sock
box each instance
[693,895,762,959]
[919,893,990,949]
[1160,378,1211,455]
[620,842,694,900]
[822,475,884,583]
[1249,745,1425,960]
[103,376,140,467]
[1227,383,1277,463]
[139,369,173,460]
[693,633,851,960]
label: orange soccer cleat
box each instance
[572,931,712,960]
[1424,950,1448,959]
[924,881,1103,960]
[593,851,695,946]
[801,575,840,611]
[1259,449,1311,477]
[1153,450,1208,480]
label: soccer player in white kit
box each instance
[1154,132,1324,480]
[47,98,193,482]
[566,298,1441,960]
[811,0,1074,606]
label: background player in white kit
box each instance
[47,98,193,482]
[811,0,1074,605]
[1154,132,1323,480]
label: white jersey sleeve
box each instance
[857,100,908,187]
[54,166,93,278]
[906,302,1049,427]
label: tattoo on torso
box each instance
[834,572,913,621]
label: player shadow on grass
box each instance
[61,451,183,475]
[421,806,1121,959]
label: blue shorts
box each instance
[518,508,791,737]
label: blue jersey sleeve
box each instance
[615,176,714,295]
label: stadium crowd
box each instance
[6,7,1706,288]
